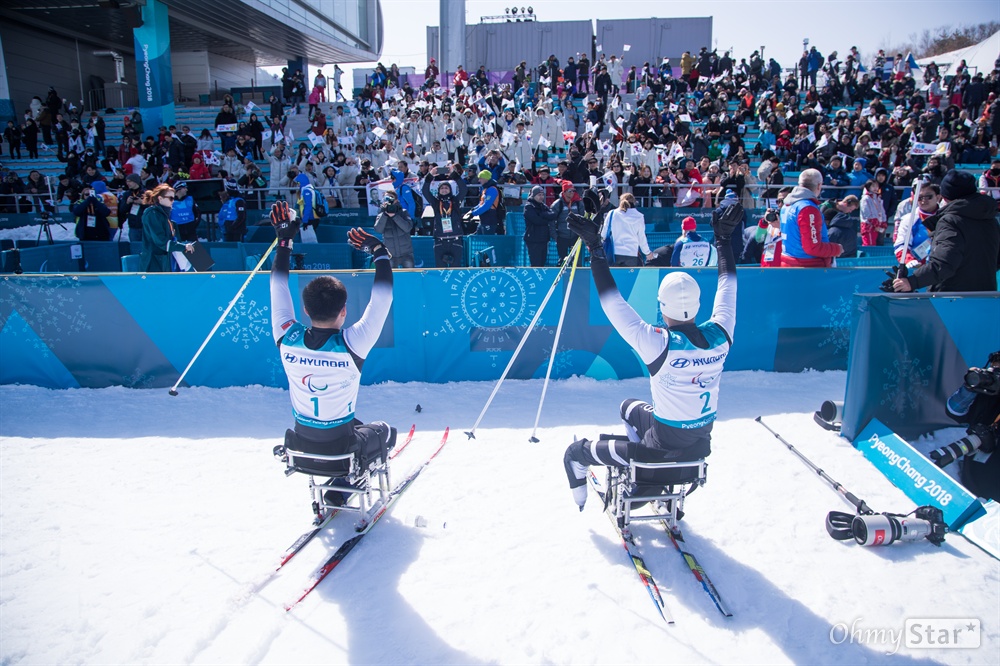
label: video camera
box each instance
[826,506,947,547]
[928,351,1000,468]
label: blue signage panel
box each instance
[853,418,985,530]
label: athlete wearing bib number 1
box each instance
[269,201,398,503]
[561,188,739,509]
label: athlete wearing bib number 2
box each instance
[562,189,740,509]
[269,201,398,498]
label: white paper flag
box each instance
[816,135,829,149]
[307,132,324,147]
[623,44,631,52]
[861,107,872,117]
[596,44,603,53]
[679,114,692,123]
[807,131,816,143]
[910,142,937,155]
[262,129,272,141]
[216,123,238,133]
[869,140,881,150]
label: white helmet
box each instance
[657,272,700,322]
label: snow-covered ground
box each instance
[1,371,997,665]
[0,221,78,243]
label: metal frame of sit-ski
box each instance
[601,433,708,532]
[281,446,392,528]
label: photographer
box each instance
[71,184,112,241]
[742,186,790,265]
[373,191,414,268]
[938,352,1000,502]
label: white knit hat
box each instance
[658,272,701,322]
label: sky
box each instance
[307,0,1000,87]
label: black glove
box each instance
[348,227,389,259]
[711,202,744,241]
[879,264,907,293]
[567,212,604,258]
[270,201,299,247]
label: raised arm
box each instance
[568,210,666,364]
[269,202,298,342]
[343,228,394,359]
[709,204,740,342]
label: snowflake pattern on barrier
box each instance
[539,333,575,378]
[879,351,931,418]
[0,277,92,348]
[817,287,859,355]
[218,297,270,350]
[122,368,155,389]
[1,314,53,359]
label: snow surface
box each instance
[1,371,997,665]
[0,222,78,243]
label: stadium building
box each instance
[0,0,384,127]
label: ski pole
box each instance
[529,239,582,442]
[895,178,923,276]
[168,238,279,396]
[754,416,873,515]
[465,239,582,439]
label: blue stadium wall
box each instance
[2,267,879,390]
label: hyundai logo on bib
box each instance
[670,358,690,368]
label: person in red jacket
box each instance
[779,169,844,267]
[453,65,469,94]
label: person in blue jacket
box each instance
[464,170,503,235]
[389,161,416,217]
[807,47,823,86]
[477,150,506,183]
[847,157,870,198]
[169,181,200,242]
[822,155,851,199]
[217,181,247,242]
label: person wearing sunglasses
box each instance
[139,183,194,272]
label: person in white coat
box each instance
[268,143,292,199]
[550,108,567,153]
[608,55,625,92]
[601,192,652,267]
[507,121,534,168]
[530,108,552,151]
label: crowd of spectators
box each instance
[1,43,999,273]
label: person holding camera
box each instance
[373,191,414,268]
[936,352,1000,502]
[72,184,112,241]
[893,170,1000,292]
[422,168,468,268]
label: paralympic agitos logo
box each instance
[301,374,329,393]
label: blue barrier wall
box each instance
[841,292,1000,441]
[2,267,885,389]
